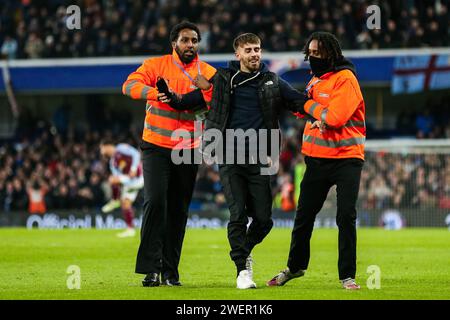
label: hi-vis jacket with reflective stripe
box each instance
[122,50,216,149]
[302,62,365,161]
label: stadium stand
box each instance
[0,0,449,59]
[1,96,450,215]
[0,1,449,228]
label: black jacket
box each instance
[169,61,307,160]
[205,61,305,132]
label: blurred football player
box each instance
[100,140,144,238]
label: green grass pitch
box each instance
[0,227,449,300]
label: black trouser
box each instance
[219,164,274,273]
[135,143,198,281]
[287,156,363,280]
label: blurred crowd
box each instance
[275,115,450,213]
[0,123,139,213]
[0,0,449,60]
[396,95,450,139]
[360,152,450,211]
[0,117,226,213]
[2,107,450,215]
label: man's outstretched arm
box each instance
[157,74,214,110]
[122,59,158,101]
[278,77,311,118]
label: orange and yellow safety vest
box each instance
[123,50,216,149]
[302,69,365,160]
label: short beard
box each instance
[175,46,195,64]
[245,60,260,72]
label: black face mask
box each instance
[309,56,333,77]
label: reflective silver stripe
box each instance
[193,107,209,121]
[144,123,201,139]
[125,80,139,96]
[303,135,314,143]
[141,86,150,100]
[302,133,308,143]
[345,120,365,128]
[308,102,320,116]
[305,78,321,93]
[321,109,328,122]
[303,135,365,148]
[148,106,198,121]
[307,119,366,128]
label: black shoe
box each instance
[142,273,160,287]
[161,279,182,286]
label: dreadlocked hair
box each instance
[303,32,343,66]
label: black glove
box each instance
[156,77,206,111]
[290,94,308,115]
[156,77,182,105]
[156,77,170,95]
[298,94,309,114]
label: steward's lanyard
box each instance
[305,78,321,95]
[172,57,201,82]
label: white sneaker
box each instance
[116,228,136,238]
[101,200,121,213]
[236,270,256,289]
[266,267,305,286]
[341,278,361,290]
[245,254,253,278]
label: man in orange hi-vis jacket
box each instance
[122,21,216,287]
[267,32,365,290]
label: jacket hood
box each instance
[228,60,270,73]
[334,57,357,76]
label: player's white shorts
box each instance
[121,176,144,202]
